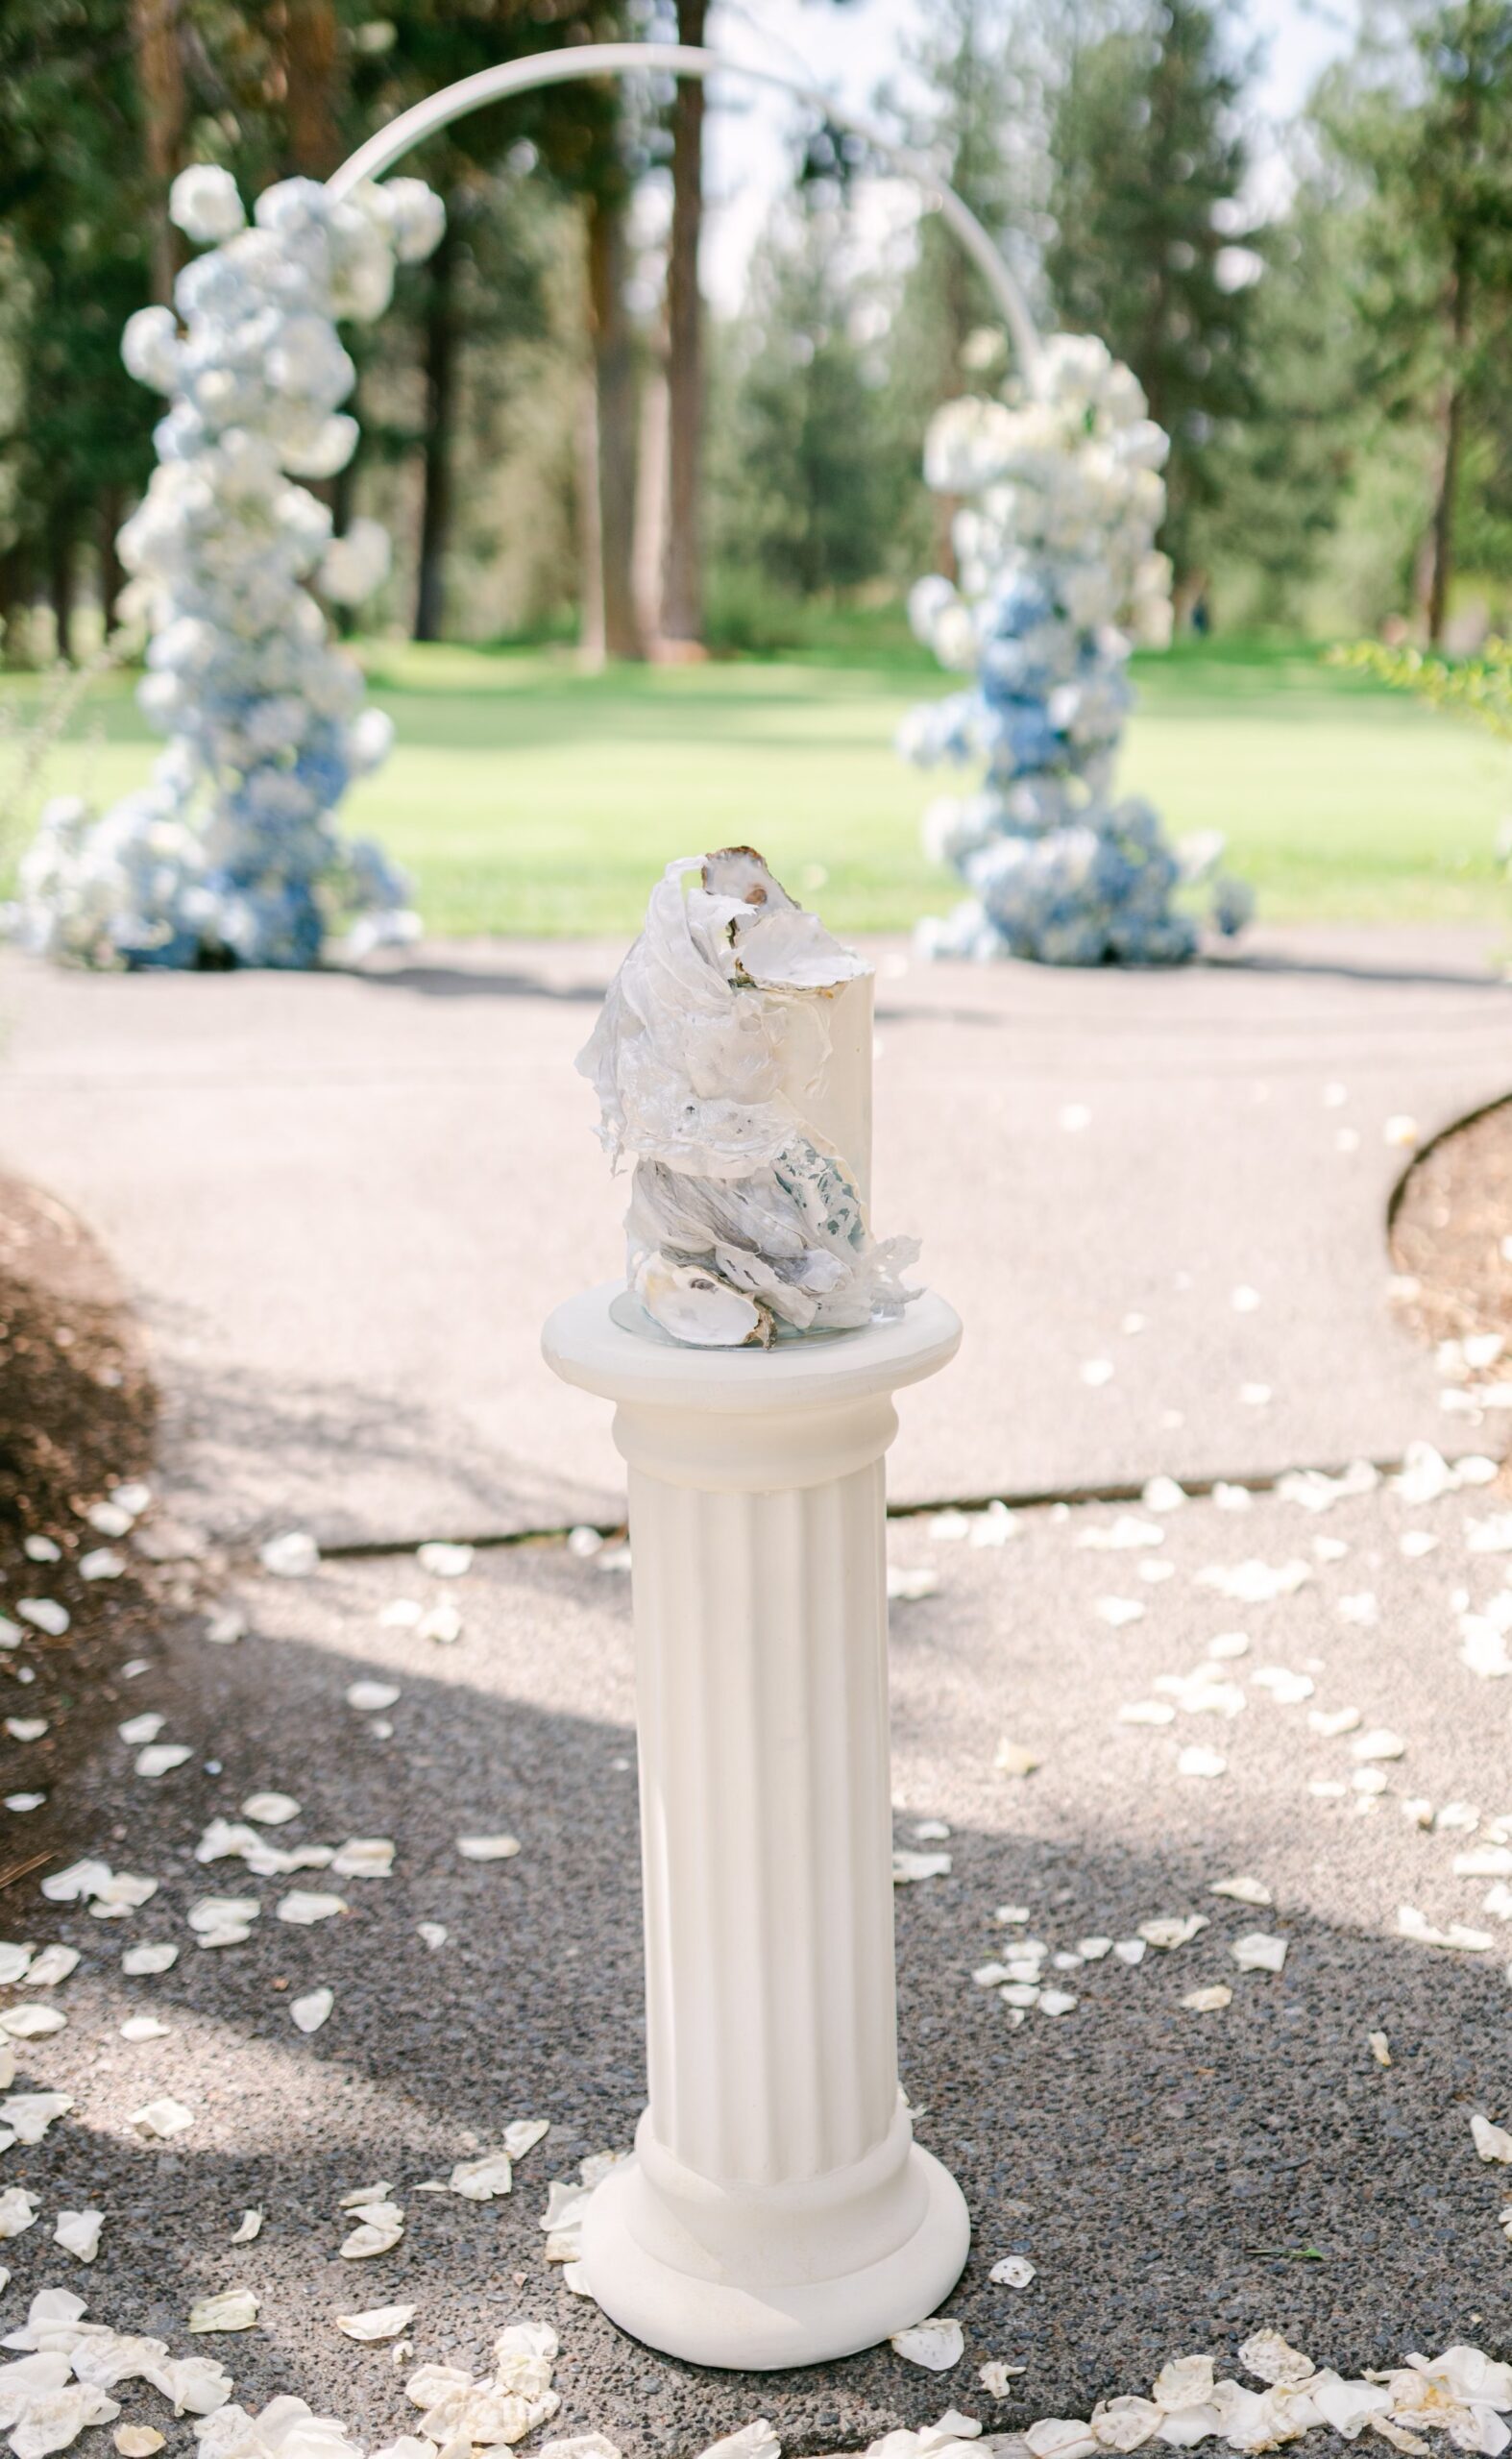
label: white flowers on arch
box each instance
[901,333,1252,966]
[11,162,443,969]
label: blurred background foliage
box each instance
[2,0,1512,669]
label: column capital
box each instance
[544,1282,961,1491]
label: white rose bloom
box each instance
[11,164,440,972]
[170,164,247,244]
[121,306,182,394]
[319,518,392,606]
[374,178,448,264]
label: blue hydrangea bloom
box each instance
[901,334,1252,966]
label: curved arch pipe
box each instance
[327,40,1040,377]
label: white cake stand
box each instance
[543,1282,969,2371]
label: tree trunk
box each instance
[661,0,707,647]
[576,362,606,669]
[98,491,125,637]
[587,191,645,661]
[634,350,671,646]
[0,548,26,668]
[413,212,458,645]
[281,0,342,176]
[49,522,76,667]
[1425,246,1472,648]
[131,0,186,306]
[1425,379,1465,646]
[329,424,358,639]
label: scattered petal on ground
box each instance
[243,1792,302,1825]
[1231,1934,1288,1974]
[54,2210,103,2263]
[1,2006,67,2039]
[121,1943,178,1976]
[291,1987,334,2033]
[0,2187,40,2237]
[188,2291,259,2333]
[890,2318,963,2371]
[18,1599,69,1637]
[1178,1747,1227,1780]
[336,2306,416,2343]
[417,1543,472,1577]
[993,1740,1041,1777]
[135,1743,192,1779]
[345,1682,400,1714]
[2,2093,73,2144]
[888,1566,939,1603]
[277,1892,347,1926]
[260,1531,319,1578]
[132,2097,194,2138]
[341,2201,404,2258]
[449,2153,514,2201]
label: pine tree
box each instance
[1314,0,1512,642]
[713,202,906,604]
[884,0,1045,578]
[0,0,161,658]
[1045,0,1257,596]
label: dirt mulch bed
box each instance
[1389,1095,1512,1355]
[0,1172,179,1895]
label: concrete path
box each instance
[3,924,1509,1547]
[5,919,1512,2458]
[7,1466,1512,2456]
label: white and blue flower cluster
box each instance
[11,162,443,970]
[900,333,1252,965]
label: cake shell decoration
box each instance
[577,849,920,1348]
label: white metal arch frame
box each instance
[327,39,1041,377]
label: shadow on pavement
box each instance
[8,1563,1508,2459]
[1207,950,1512,994]
[335,963,608,1005]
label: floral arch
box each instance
[10,42,1244,971]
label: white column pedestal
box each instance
[543,1284,969,2371]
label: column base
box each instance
[581,2141,970,2372]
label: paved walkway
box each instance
[4,919,1511,2457]
[3,924,1509,1548]
[8,1470,1512,2455]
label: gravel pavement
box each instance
[3,1464,1511,2455]
[2,918,1510,2457]
[2,922,1508,1545]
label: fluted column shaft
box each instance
[542,1286,968,2370]
[630,1451,896,2185]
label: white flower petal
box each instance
[336,2306,416,2343]
[132,2097,194,2138]
[890,2318,963,2372]
[54,2211,103,2264]
[187,2292,258,2334]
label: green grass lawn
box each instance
[5,629,1510,937]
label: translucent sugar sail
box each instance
[577,849,920,1348]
